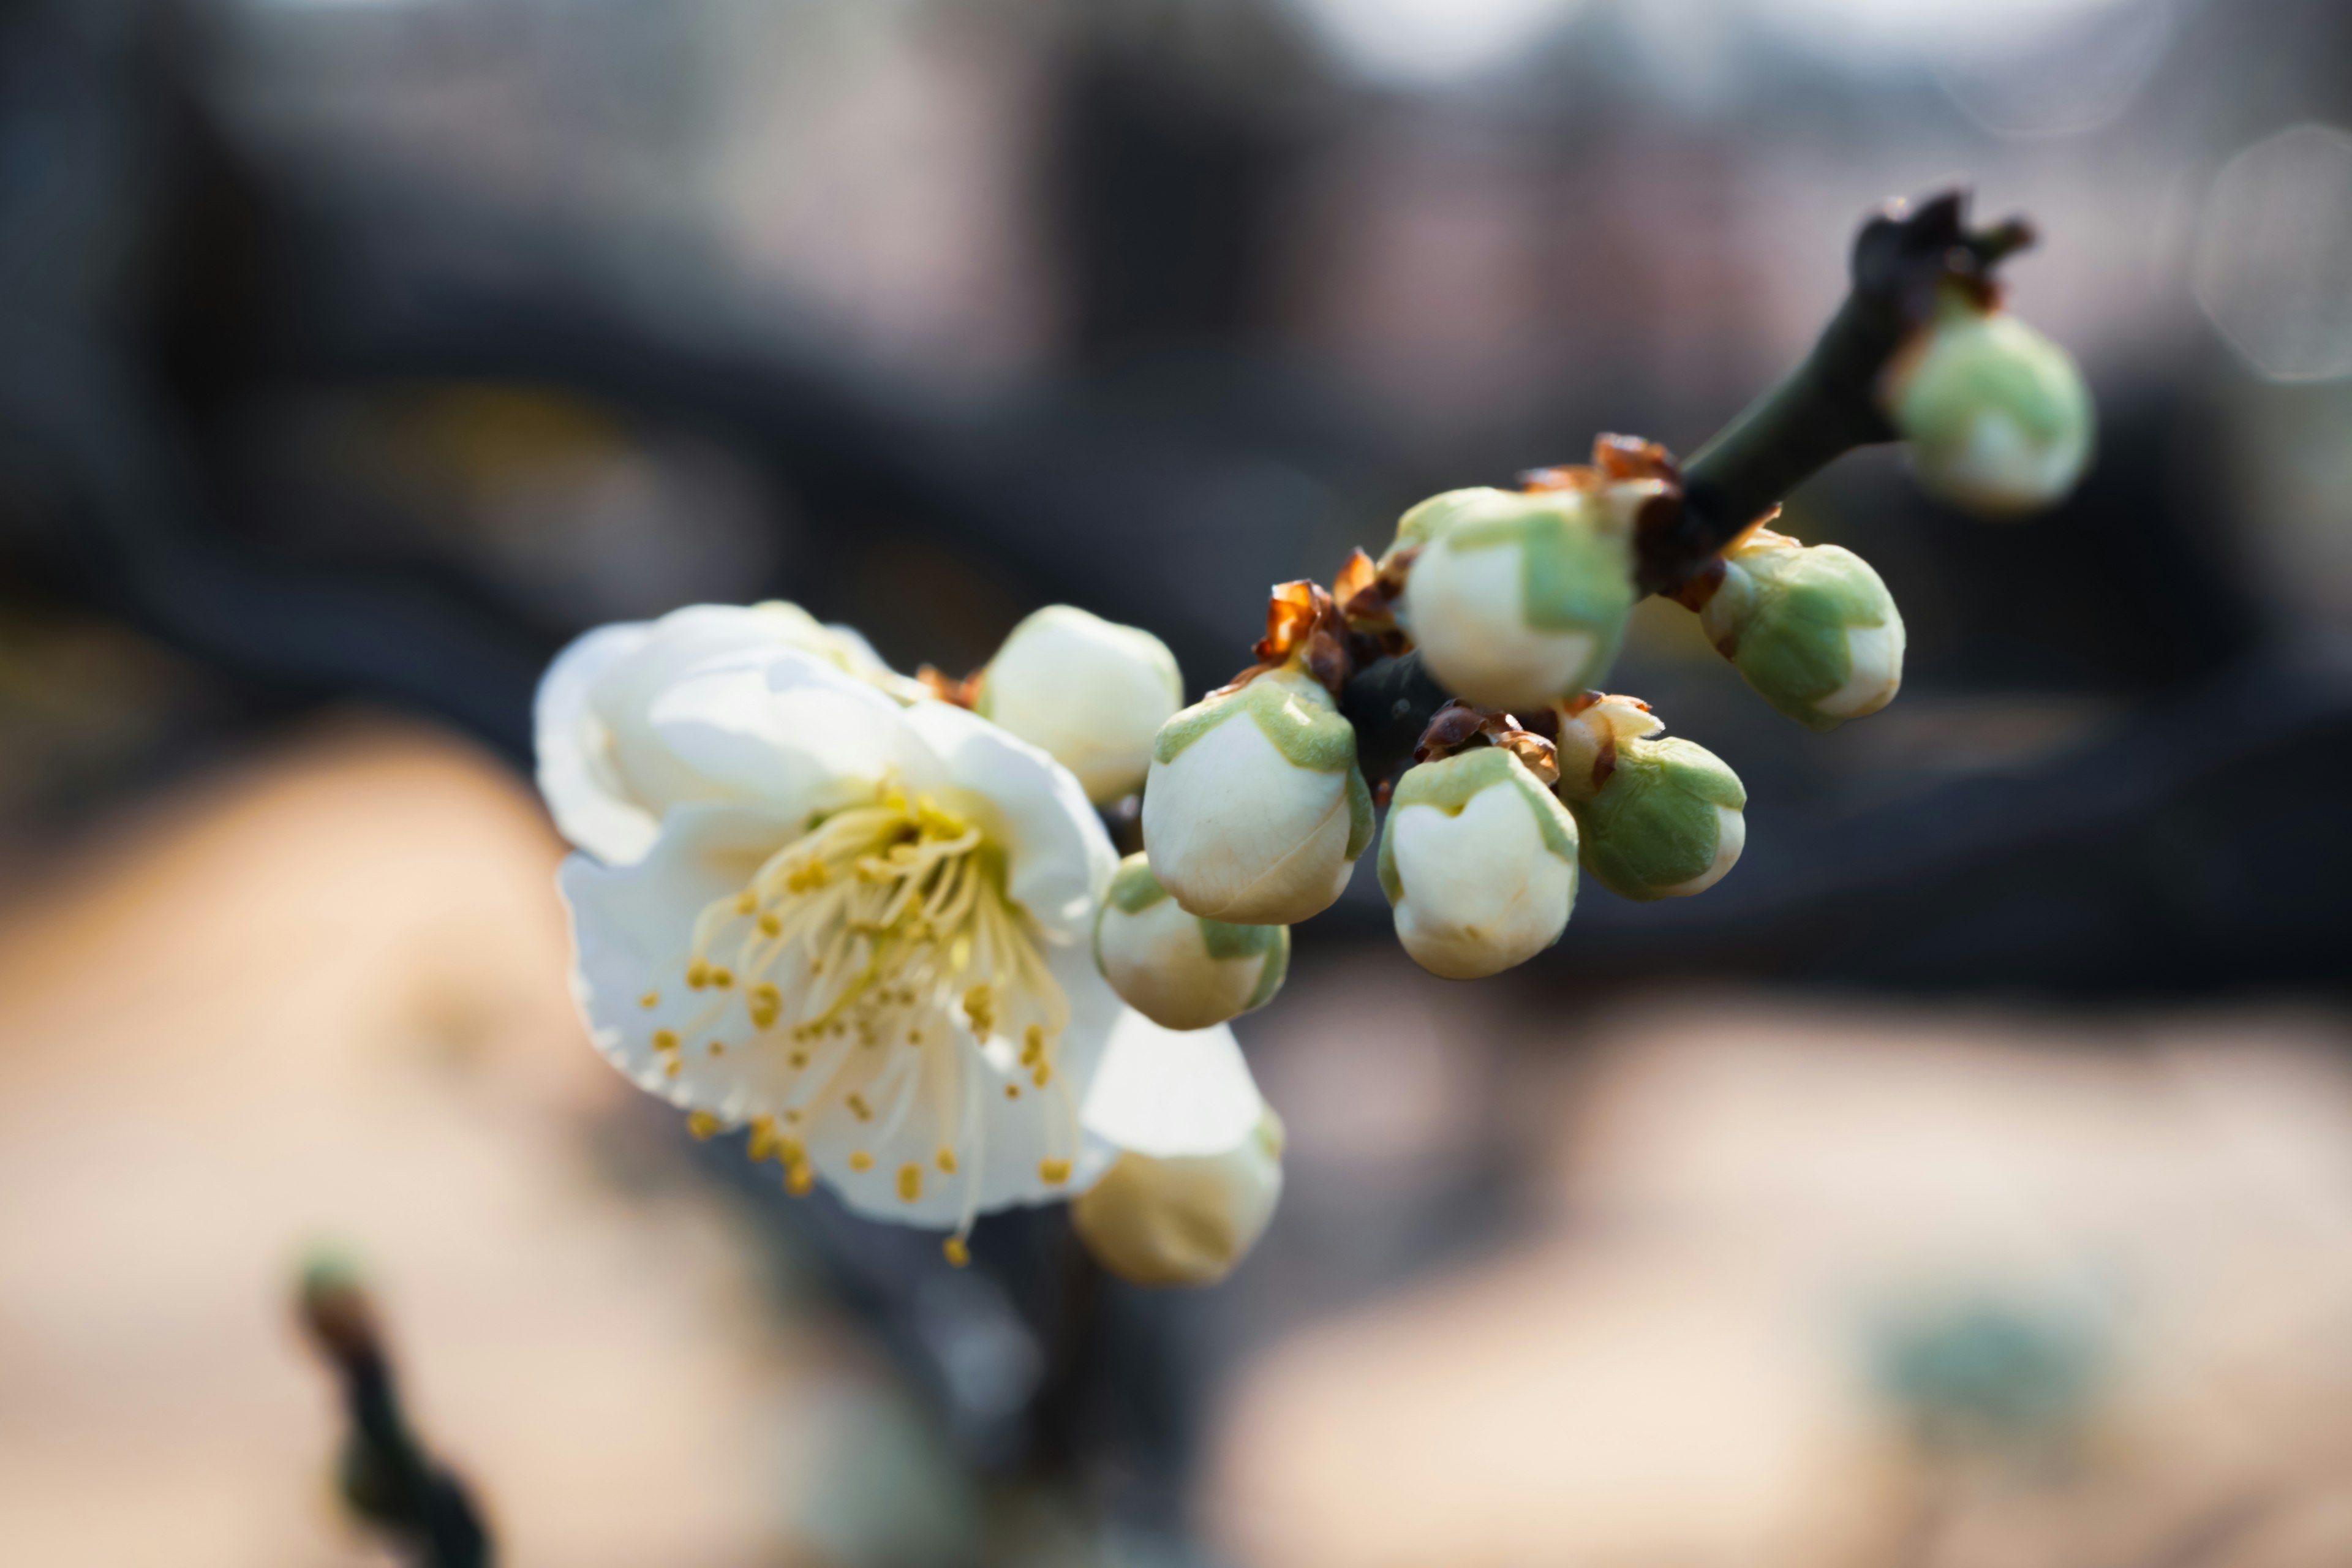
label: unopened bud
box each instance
[1554,697,1746,900]
[1377,747,1580,979]
[1094,854,1289,1030]
[1072,1110,1284,1288]
[1142,667,1372,925]
[1698,530,1905,731]
[1885,301,2094,516]
[1394,486,1637,712]
[978,606,1184,805]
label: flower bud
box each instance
[976,606,1184,805]
[1072,1109,1284,1288]
[1698,530,1905,731]
[1142,666,1373,925]
[1393,486,1638,713]
[1885,302,2094,516]
[1376,747,1580,979]
[1553,696,1746,900]
[1093,854,1289,1030]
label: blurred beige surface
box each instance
[1213,998,2352,1568]
[10,720,2352,1568]
[0,720,840,1567]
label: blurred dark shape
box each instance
[298,1251,493,1568]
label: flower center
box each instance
[658,782,1077,1250]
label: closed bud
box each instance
[977,605,1184,805]
[1093,854,1290,1030]
[1554,696,1746,900]
[1698,529,1905,731]
[1072,1110,1285,1288]
[1142,667,1373,925]
[1885,301,2094,516]
[1377,747,1580,979]
[1393,486,1638,712]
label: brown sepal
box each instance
[918,665,984,709]
[1213,578,1352,699]
[1411,699,1561,787]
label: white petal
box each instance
[1391,786,1574,979]
[647,646,919,818]
[1408,537,1598,712]
[982,606,1183,805]
[542,604,858,857]
[1143,716,1354,925]
[1080,1009,1266,1160]
[811,940,1123,1227]
[559,802,808,1112]
[537,620,660,863]
[901,700,1115,941]
[1813,620,1907,720]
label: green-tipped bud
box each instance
[1093,854,1290,1030]
[1072,1109,1284,1288]
[1698,529,1905,731]
[1377,747,1580,979]
[1553,696,1746,900]
[1885,301,2094,516]
[976,605,1183,805]
[1393,486,1639,712]
[1142,666,1373,925]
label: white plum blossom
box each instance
[1377,747,1580,979]
[976,605,1184,806]
[535,600,925,866]
[1142,666,1373,925]
[1093,853,1289,1031]
[539,610,1273,1261]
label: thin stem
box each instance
[1340,187,2037,775]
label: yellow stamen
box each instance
[943,1237,970,1267]
[652,1029,679,1052]
[936,1148,959,1174]
[686,959,709,989]
[848,1150,873,1172]
[1039,1158,1071,1186]
[640,990,660,1009]
[688,1111,722,1140]
[898,1164,923,1202]
[785,1163,814,1196]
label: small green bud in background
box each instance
[1093,854,1289,1030]
[976,605,1184,806]
[1142,666,1373,925]
[1697,529,1904,731]
[1392,485,1638,713]
[1885,298,2094,516]
[1554,695,1746,901]
[1378,746,1580,979]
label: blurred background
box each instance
[4,0,2351,1562]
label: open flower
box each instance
[1093,853,1289,1030]
[1697,529,1905,731]
[1553,695,1746,900]
[975,605,1184,807]
[535,600,925,866]
[1142,666,1372,925]
[1884,299,2094,516]
[1377,746,1581,979]
[1391,484,1639,712]
[1073,1106,1284,1288]
[541,616,1274,1261]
